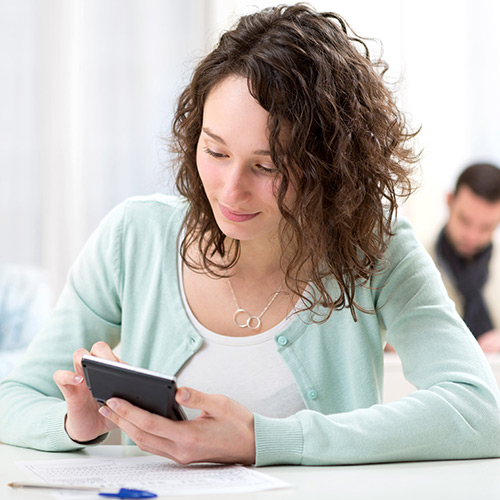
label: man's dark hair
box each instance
[455,163,500,202]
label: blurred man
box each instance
[428,163,500,352]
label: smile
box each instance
[219,204,259,222]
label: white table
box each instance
[2,444,500,500]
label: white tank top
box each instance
[176,257,306,420]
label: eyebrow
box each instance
[202,127,271,156]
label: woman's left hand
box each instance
[98,388,256,465]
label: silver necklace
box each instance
[227,279,284,330]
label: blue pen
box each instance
[9,482,157,498]
[100,488,157,498]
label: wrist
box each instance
[64,413,107,445]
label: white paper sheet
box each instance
[17,455,292,498]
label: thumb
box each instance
[176,387,216,411]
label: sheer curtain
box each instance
[1,0,500,298]
[1,0,214,296]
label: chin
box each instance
[215,220,249,241]
[214,215,257,240]
[218,225,269,243]
[457,247,478,259]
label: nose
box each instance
[463,225,481,245]
[220,163,251,206]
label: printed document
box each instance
[17,454,291,498]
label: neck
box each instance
[226,237,285,280]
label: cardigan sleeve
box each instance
[254,217,500,465]
[0,202,125,451]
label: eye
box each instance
[203,147,227,159]
[255,164,277,175]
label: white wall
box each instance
[1,0,500,298]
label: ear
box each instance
[446,192,454,209]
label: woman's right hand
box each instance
[53,341,120,443]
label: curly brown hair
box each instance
[171,3,419,321]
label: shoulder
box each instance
[119,194,187,221]
[96,194,187,237]
[375,215,441,283]
[78,194,188,270]
[370,216,456,322]
[487,230,500,275]
[387,216,439,258]
[385,216,422,257]
[122,194,187,236]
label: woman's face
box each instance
[196,75,291,245]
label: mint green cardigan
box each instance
[1,195,500,465]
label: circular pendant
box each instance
[246,315,262,330]
[233,309,262,330]
[234,308,250,328]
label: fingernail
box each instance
[99,406,110,417]
[106,399,118,410]
[180,389,190,402]
[74,375,84,384]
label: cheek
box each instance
[259,180,280,208]
[449,215,464,236]
[482,229,496,243]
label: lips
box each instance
[219,203,259,222]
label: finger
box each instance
[131,443,179,463]
[90,341,122,362]
[73,348,91,378]
[99,399,181,456]
[53,369,84,386]
[101,398,178,437]
[53,369,85,399]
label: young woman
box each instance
[1,4,499,466]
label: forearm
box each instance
[254,379,500,466]
[0,286,120,450]
[0,382,81,451]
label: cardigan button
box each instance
[277,335,288,346]
[307,389,318,400]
